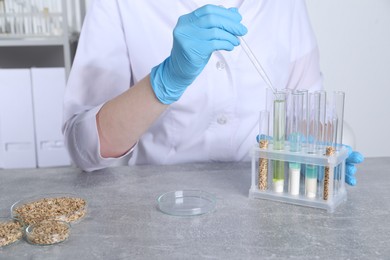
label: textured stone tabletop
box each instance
[1,158,389,259]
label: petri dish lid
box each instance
[157,190,216,216]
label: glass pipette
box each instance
[239,37,277,94]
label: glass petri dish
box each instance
[157,190,216,216]
[0,217,24,247]
[25,220,70,246]
[11,193,87,226]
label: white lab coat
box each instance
[63,0,322,171]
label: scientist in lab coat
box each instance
[63,1,363,184]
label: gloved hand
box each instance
[256,134,271,142]
[344,145,364,186]
[150,5,247,104]
[255,135,364,186]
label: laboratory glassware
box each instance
[272,91,286,193]
[288,91,304,195]
[258,110,270,191]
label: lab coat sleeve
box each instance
[286,0,323,92]
[62,0,133,172]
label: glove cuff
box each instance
[150,57,189,105]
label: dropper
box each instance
[239,37,277,94]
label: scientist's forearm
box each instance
[96,75,168,158]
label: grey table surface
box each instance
[0,157,389,260]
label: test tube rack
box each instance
[249,144,349,213]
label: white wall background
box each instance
[306,0,390,157]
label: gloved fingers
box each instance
[185,5,247,37]
[193,15,247,37]
[208,39,238,52]
[177,37,237,57]
[346,151,364,164]
[346,163,357,176]
[174,10,246,53]
[193,27,241,46]
[193,5,242,22]
[256,134,272,143]
[345,174,357,186]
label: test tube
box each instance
[288,91,304,195]
[316,90,327,152]
[296,89,309,148]
[333,91,345,149]
[305,92,320,198]
[9,1,15,35]
[272,90,286,193]
[0,0,4,14]
[258,110,269,191]
[32,0,40,35]
[333,91,345,193]
[323,116,337,200]
[307,92,321,154]
[43,6,49,35]
[0,0,5,34]
[282,88,293,141]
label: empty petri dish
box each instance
[157,190,216,216]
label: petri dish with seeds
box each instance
[157,190,216,216]
[10,193,87,226]
[0,217,24,247]
[25,220,70,246]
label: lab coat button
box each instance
[216,61,226,70]
[217,116,227,125]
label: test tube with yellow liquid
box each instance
[272,91,286,193]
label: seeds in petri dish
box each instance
[13,197,87,225]
[27,220,70,245]
[0,220,23,247]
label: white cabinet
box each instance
[31,68,70,167]
[0,69,36,168]
[0,68,70,169]
[0,1,86,168]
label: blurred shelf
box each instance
[0,34,78,46]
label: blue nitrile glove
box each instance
[150,5,247,104]
[344,145,364,186]
[256,134,272,142]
